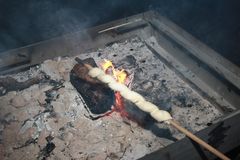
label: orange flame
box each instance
[101,59,128,118]
[102,59,114,71]
[101,59,127,84]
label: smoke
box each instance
[0,0,239,65]
[0,0,97,53]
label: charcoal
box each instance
[38,135,55,160]
[70,58,114,115]
[117,55,137,69]
[13,138,38,150]
[0,72,46,96]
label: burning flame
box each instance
[101,59,114,71]
[101,59,127,84]
[101,59,128,117]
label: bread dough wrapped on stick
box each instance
[88,67,172,122]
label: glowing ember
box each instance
[101,59,128,117]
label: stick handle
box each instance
[168,120,230,160]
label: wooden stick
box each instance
[168,119,230,160]
[81,61,230,160]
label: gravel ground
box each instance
[0,37,222,160]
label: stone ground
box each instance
[0,37,223,160]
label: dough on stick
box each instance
[88,67,173,122]
[97,74,115,84]
[88,67,104,78]
[150,109,172,122]
[108,82,129,92]
[135,101,158,113]
[120,90,145,103]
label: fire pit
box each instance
[0,11,240,160]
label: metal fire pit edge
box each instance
[0,10,240,159]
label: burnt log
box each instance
[0,72,46,96]
[70,58,114,115]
